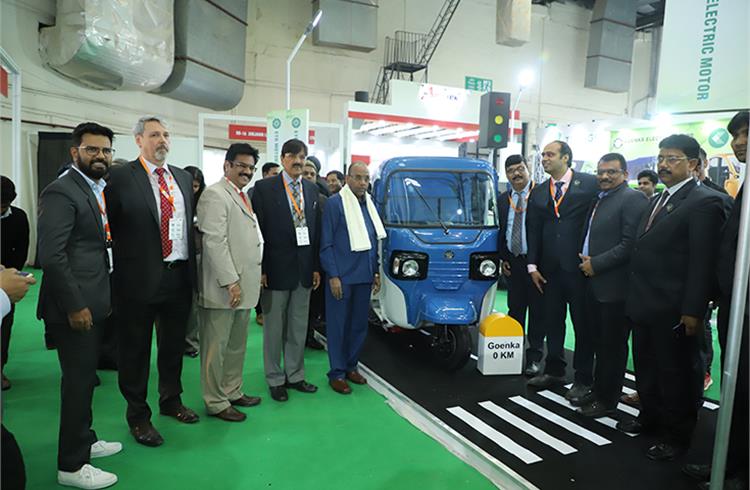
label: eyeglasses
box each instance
[506,166,528,175]
[78,146,114,157]
[229,161,256,171]
[656,155,689,165]
[596,169,623,177]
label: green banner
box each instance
[610,119,742,191]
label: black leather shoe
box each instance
[697,476,748,490]
[569,390,595,407]
[130,422,164,447]
[527,374,566,389]
[682,463,711,481]
[184,349,198,358]
[646,442,686,461]
[577,400,616,418]
[286,380,318,393]
[524,361,542,377]
[269,385,288,402]
[565,383,592,401]
[306,337,325,350]
[160,404,200,424]
[615,418,657,434]
[230,394,262,407]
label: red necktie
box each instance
[154,167,173,258]
[240,192,253,213]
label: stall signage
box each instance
[266,109,311,158]
[465,76,493,92]
[657,0,749,113]
[476,313,524,375]
[228,124,266,141]
[230,124,315,144]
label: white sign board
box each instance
[657,0,750,114]
[266,109,310,160]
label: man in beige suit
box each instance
[197,143,263,422]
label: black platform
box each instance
[357,327,720,490]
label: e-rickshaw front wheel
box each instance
[430,325,471,371]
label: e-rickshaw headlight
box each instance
[389,251,429,280]
[479,259,497,277]
[402,259,420,277]
[470,253,499,280]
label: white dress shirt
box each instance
[142,158,189,261]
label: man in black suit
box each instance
[620,134,728,462]
[251,138,321,402]
[0,176,29,390]
[575,153,648,415]
[498,155,543,376]
[37,122,120,488]
[686,111,749,489]
[105,116,199,447]
[526,140,598,397]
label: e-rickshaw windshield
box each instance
[383,169,498,228]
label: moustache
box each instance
[658,169,671,175]
[599,179,611,184]
[239,173,253,179]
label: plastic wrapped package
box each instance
[39,0,174,91]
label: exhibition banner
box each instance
[266,109,310,160]
[657,0,749,114]
[610,119,745,190]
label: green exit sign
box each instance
[465,76,493,92]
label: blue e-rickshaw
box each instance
[370,157,500,370]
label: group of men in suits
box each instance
[498,112,749,488]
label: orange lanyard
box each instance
[140,157,175,209]
[508,183,535,212]
[95,192,112,242]
[549,179,567,218]
[282,177,304,222]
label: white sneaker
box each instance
[57,464,118,489]
[90,440,122,459]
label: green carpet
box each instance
[1,272,495,490]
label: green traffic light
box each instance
[493,134,502,143]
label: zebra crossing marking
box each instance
[478,401,577,455]
[509,396,611,446]
[447,406,543,464]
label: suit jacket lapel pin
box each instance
[573,179,581,186]
[666,203,674,212]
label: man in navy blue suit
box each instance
[320,162,385,394]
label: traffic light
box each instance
[478,91,511,149]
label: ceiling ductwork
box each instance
[584,0,637,93]
[152,0,249,110]
[39,0,174,91]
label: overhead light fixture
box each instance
[356,120,390,133]
[370,123,416,136]
[518,69,535,89]
[287,9,324,110]
[416,128,457,140]
[438,129,480,141]
[306,9,323,35]
[393,126,441,138]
